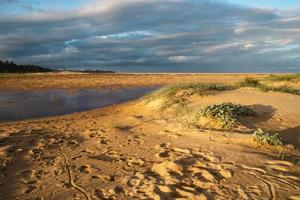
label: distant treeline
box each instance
[0,60,115,73]
[0,60,54,73]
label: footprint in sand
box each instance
[133,115,144,119]
[127,177,142,187]
[133,138,144,145]
[81,148,96,155]
[172,147,191,154]
[68,140,78,145]
[83,129,99,138]
[20,169,39,184]
[289,195,300,200]
[100,138,110,145]
[191,149,220,162]
[126,148,236,199]
[92,174,115,182]
[127,157,145,166]
[90,153,119,162]
[156,150,170,158]
[160,142,172,148]
[79,165,92,174]
[151,160,183,178]
[95,189,116,200]
[24,185,37,194]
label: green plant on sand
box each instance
[252,128,283,146]
[198,102,257,129]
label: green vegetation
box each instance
[144,75,300,112]
[265,85,300,95]
[266,74,300,82]
[142,82,234,108]
[236,77,261,88]
[253,128,283,146]
[198,102,257,129]
[157,82,233,97]
[235,77,300,95]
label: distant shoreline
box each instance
[1,71,296,75]
[0,73,270,91]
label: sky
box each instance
[0,0,300,72]
[226,0,300,9]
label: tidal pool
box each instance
[0,87,157,121]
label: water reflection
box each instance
[0,87,157,121]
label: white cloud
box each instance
[168,55,189,63]
[96,31,156,40]
[202,43,241,53]
[243,43,255,49]
[235,23,247,34]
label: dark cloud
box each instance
[0,0,299,72]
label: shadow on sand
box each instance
[280,126,300,149]
[239,104,277,130]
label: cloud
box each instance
[168,55,189,63]
[0,0,299,72]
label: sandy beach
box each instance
[0,73,299,200]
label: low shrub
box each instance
[268,85,300,95]
[198,102,257,129]
[252,128,283,146]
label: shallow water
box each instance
[0,87,157,121]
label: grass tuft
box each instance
[266,74,300,82]
[143,82,234,107]
[236,77,261,88]
[236,77,300,95]
[265,85,300,95]
[158,82,233,97]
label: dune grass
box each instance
[265,74,300,82]
[142,78,299,132]
[236,77,300,95]
[235,77,262,88]
[157,82,234,97]
[142,82,234,106]
[143,75,300,108]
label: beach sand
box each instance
[0,73,299,200]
